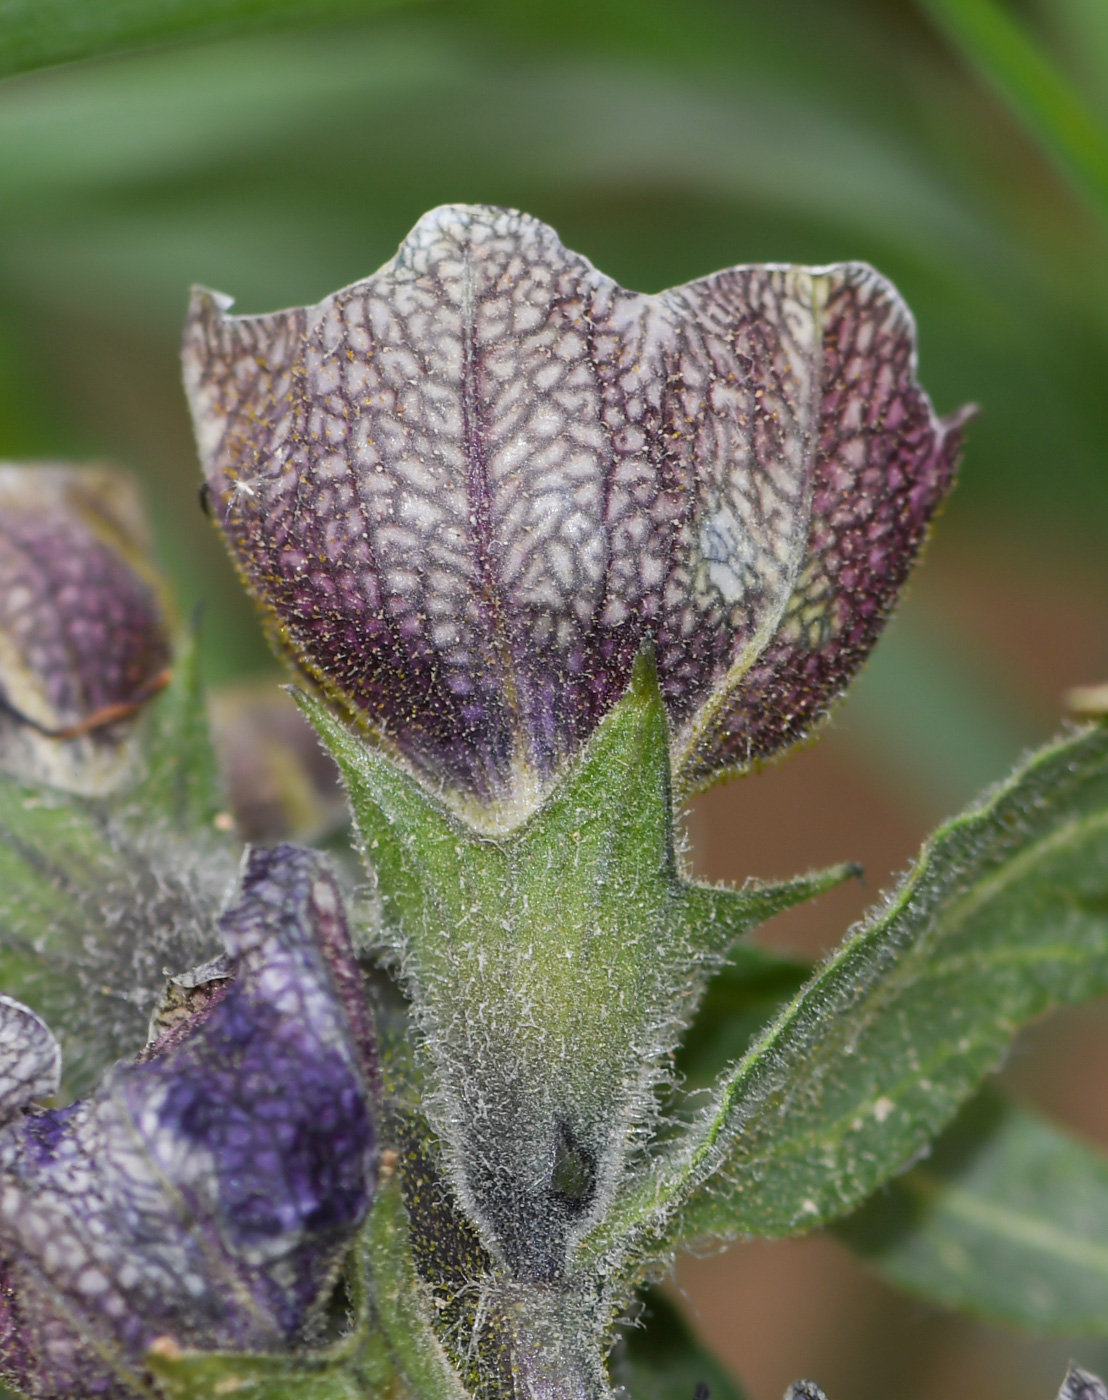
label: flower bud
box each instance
[184,205,969,822]
[0,466,171,794]
[0,845,376,1397]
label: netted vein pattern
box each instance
[184,204,966,808]
[0,846,376,1399]
[0,467,170,793]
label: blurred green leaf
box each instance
[1043,0,1108,125]
[0,0,419,84]
[586,722,1108,1261]
[838,1090,1108,1334]
[920,0,1108,222]
[615,1288,746,1400]
[838,609,1041,816]
[0,772,229,1095]
[132,616,227,834]
[0,23,989,296]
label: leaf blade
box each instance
[646,723,1108,1249]
[837,1091,1108,1334]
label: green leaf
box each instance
[0,771,230,1096]
[614,1288,746,1400]
[674,946,810,1095]
[147,1341,384,1400]
[362,1173,470,1400]
[130,616,227,836]
[919,0,1108,222]
[297,658,852,1282]
[0,0,420,85]
[627,721,1108,1251]
[837,1090,1108,1334]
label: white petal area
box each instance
[0,993,61,1122]
[183,206,960,815]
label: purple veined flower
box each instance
[0,845,377,1399]
[0,466,171,796]
[183,204,971,826]
[784,1368,1108,1400]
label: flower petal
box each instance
[0,846,376,1397]
[669,264,970,790]
[1061,1367,1108,1400]
[0,465,171,795]
[0,997,59,1124]
[183,205,964,814]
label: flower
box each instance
[0,466,171,795]
[0,845,376,1398]
[784,1367,1108,1400]
[183,204,969,821]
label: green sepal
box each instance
[644,721,1108,1250]
[295,656,679,1277]
[668,863,856,1096]
[297,656,851,1283]
[292,686,490,960]
[837,1089,1108,1334]
[673,861,858,963]
[614,1289,746,1400]
[130,616,227,836]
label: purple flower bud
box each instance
[0,466,171,795]
[1061,1367,1108,1400]
[0,846,376,1397]
[183,205,968,816]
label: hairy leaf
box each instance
[590,722,1108,1260]
[674,946,811,1094]
[838,1090,1108,1334]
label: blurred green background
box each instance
[0,2,1106,1398]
